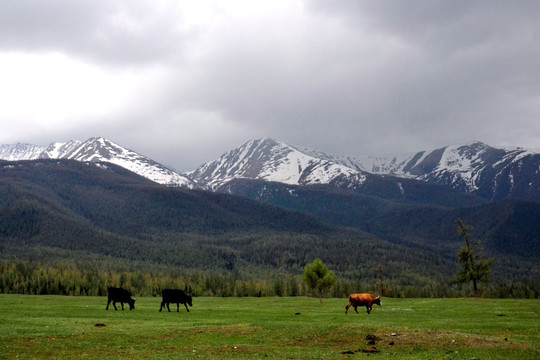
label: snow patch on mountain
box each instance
[0,143,46,161]
[41,140,82,159]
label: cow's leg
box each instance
[112,301,118,311]
[106,299,111,310]
[345,302,351,314]
[166,303,171,312]
[120,302,125,311]
[366,305,372,314]
[159,301,165,312]
[184,303,190,312]
[354,306,359,314]
[176,303,180,312]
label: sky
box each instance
[1,1,539,172]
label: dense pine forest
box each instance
[1,160,538,298]
[2,258,538,299]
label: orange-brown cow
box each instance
[345,293,381,314]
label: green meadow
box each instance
[0,295,538,359]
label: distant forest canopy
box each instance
[0,159,539,298]
[1,259,538,299]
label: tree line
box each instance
[1,259,538,299]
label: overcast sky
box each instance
[1,1,539,171]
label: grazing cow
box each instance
[345,293,381,314]
[159,289,192,312]
[106,287,135,311]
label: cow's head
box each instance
[128,299,136,310]
[186,295,193,307]
[373,297,382,306]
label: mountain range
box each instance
[0,158,459,290]
[2,136,539,204]
[189,138,540,203]
[1,158,537,293]
[1,136,539,295]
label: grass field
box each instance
[1,295,538,359]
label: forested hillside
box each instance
[0,160,538,298]
[219,179,539,251]
[218,178,540,283]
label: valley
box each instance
[1,137,539,298]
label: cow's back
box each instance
[349,293,375,305]
[108,287,130,300]
[162,289,187,301]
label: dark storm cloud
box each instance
[301,0,540,152]
[1,1,539,171]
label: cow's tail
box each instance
[345,295,352,310]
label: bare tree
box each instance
[374,264,385,297]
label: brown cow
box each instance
[345,293,381,314]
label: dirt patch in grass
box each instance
[286,325,536,356]
[383,329,535,352]
[399,331,531,355]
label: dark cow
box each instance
[159,289,192,312]
[106,287,135,311]
[345,293,381,314]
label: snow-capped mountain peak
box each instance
[64,137,198,188]
[188,137,366,190]
[0,137,197,189]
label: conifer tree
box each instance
[455,219,495,297]
[302,258,336,304]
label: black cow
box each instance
[159,289,192,312]
[106,287,135,311]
